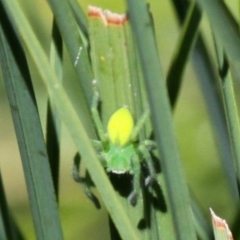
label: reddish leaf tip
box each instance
[88,6,107,25]
[88,6,127,26]
[105,10,127,25]
[210,208,234,240]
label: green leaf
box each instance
[126,1,197,239]
[0,170,24,240]
[47,0,93,106]
[68,0,88,40]
[88,8,149,239]
[167,1,202,108]
[191,194,212,239]
[197,0,240,62]
[0,173,9,240]
[88,8,117,124]
[0,3,63,239]
[214,33,240,198]
[46,19,63,199]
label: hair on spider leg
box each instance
[72,152,101,209]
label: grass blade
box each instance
[196,0,240,62]
[46,19,63,199]
[47,0,93,106]
[126,1,197,239]
[0,171,24,240]
[0,172,10,240]
[191,195,212,239]
[0,4,63,239]
[68,0,88,40]
[88,8,150,239]
[88,8,118,123]
[47,0,96,140]
[167,1,202,108]
[214,34,240,195]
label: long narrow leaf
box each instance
[167,1,201,108]
[0,3,63,239]
[214,35,240,193]
[68,0,88,40]
[0,170,24,240]
[47,0,96,141]
[126,1,197,239]
[47,0,93,106]
[46,19,63,199]
[196,0,240,62]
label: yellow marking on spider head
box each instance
[107,107,134,146]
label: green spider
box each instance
[73,86,157,207]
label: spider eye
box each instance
[107,107,134,146]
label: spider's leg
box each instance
[143,140,157,150]
[139,143,156,186]
[91,82,107,143]
[84,171,101,209]
[128,154,141,206]
[131,107,150,142]
[130,107,150,142]
[72,152,101,209]
[143,140,159,159]
[91,140,108,168]
[72,153,85,183]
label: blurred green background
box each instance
[0,0,239,239]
